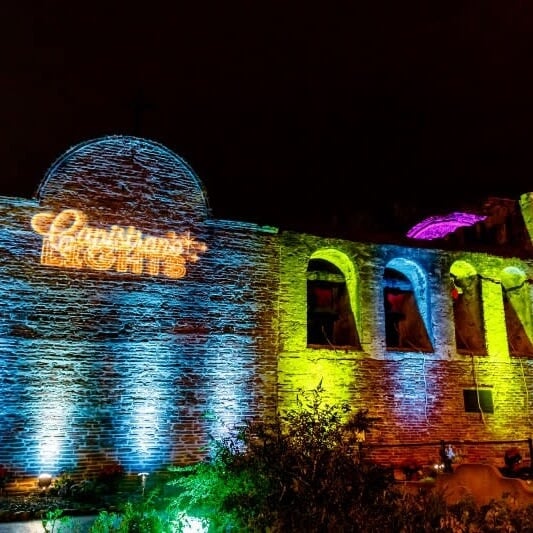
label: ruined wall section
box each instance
[278,230,533,469]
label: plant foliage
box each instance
[166,381,393,531]
[83,382,533,531]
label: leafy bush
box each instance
[90,495,170,532]
[83,382,533,531]
[166,381,393,531]
[41,509,78,533]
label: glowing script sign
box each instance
[31,209,207,279]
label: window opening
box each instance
[383,267,433,352]
[501,268,533,357]
[503,291,533,356]
[307,259,360,349]
[463,389,494,414]
[451,269,487,356]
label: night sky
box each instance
[1,2,533,230]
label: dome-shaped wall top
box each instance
[36,135,211,231]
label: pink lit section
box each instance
[406,212,487,240]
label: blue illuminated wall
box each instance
[0,136,279,484]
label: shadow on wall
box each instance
[436,463,533,507]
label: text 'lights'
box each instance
[31,209,207,278]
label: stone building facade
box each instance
[0,135,532,487]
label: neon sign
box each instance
[31,209,207,279]
[406,212,487,240]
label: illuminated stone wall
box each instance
[0,134,532,487]
[0,136,279,482]
[278,231,533,468]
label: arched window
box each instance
[307,252,361,349]
[383,259,433,352]
[450,260,487,355]
[501,266,533,357]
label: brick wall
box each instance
[0,136,279,483]
[278,231,533,470]
[0,135,532,490]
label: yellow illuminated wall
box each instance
[277,245,361,414]
[279,230,533,466]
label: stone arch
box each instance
[383,257,433,352]
[450,260,487,355]
[501,266,533,356]
[306,248,361,349]
[36,135,211,230]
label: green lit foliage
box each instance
[41,509,75,533]
[89,497,169,532]
[165,381,395,531]
[84,384,533,531]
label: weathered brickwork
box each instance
[277,231,533,469]
[0,135,532,490]
[0,137,279,483]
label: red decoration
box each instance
[386,292,405,312]
[313,287,333,308]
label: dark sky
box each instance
[1,2,533,229]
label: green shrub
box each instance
[165,381,391,531]
[41,509,77,533]
[85,382,533,531]
[90,498,169,532]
